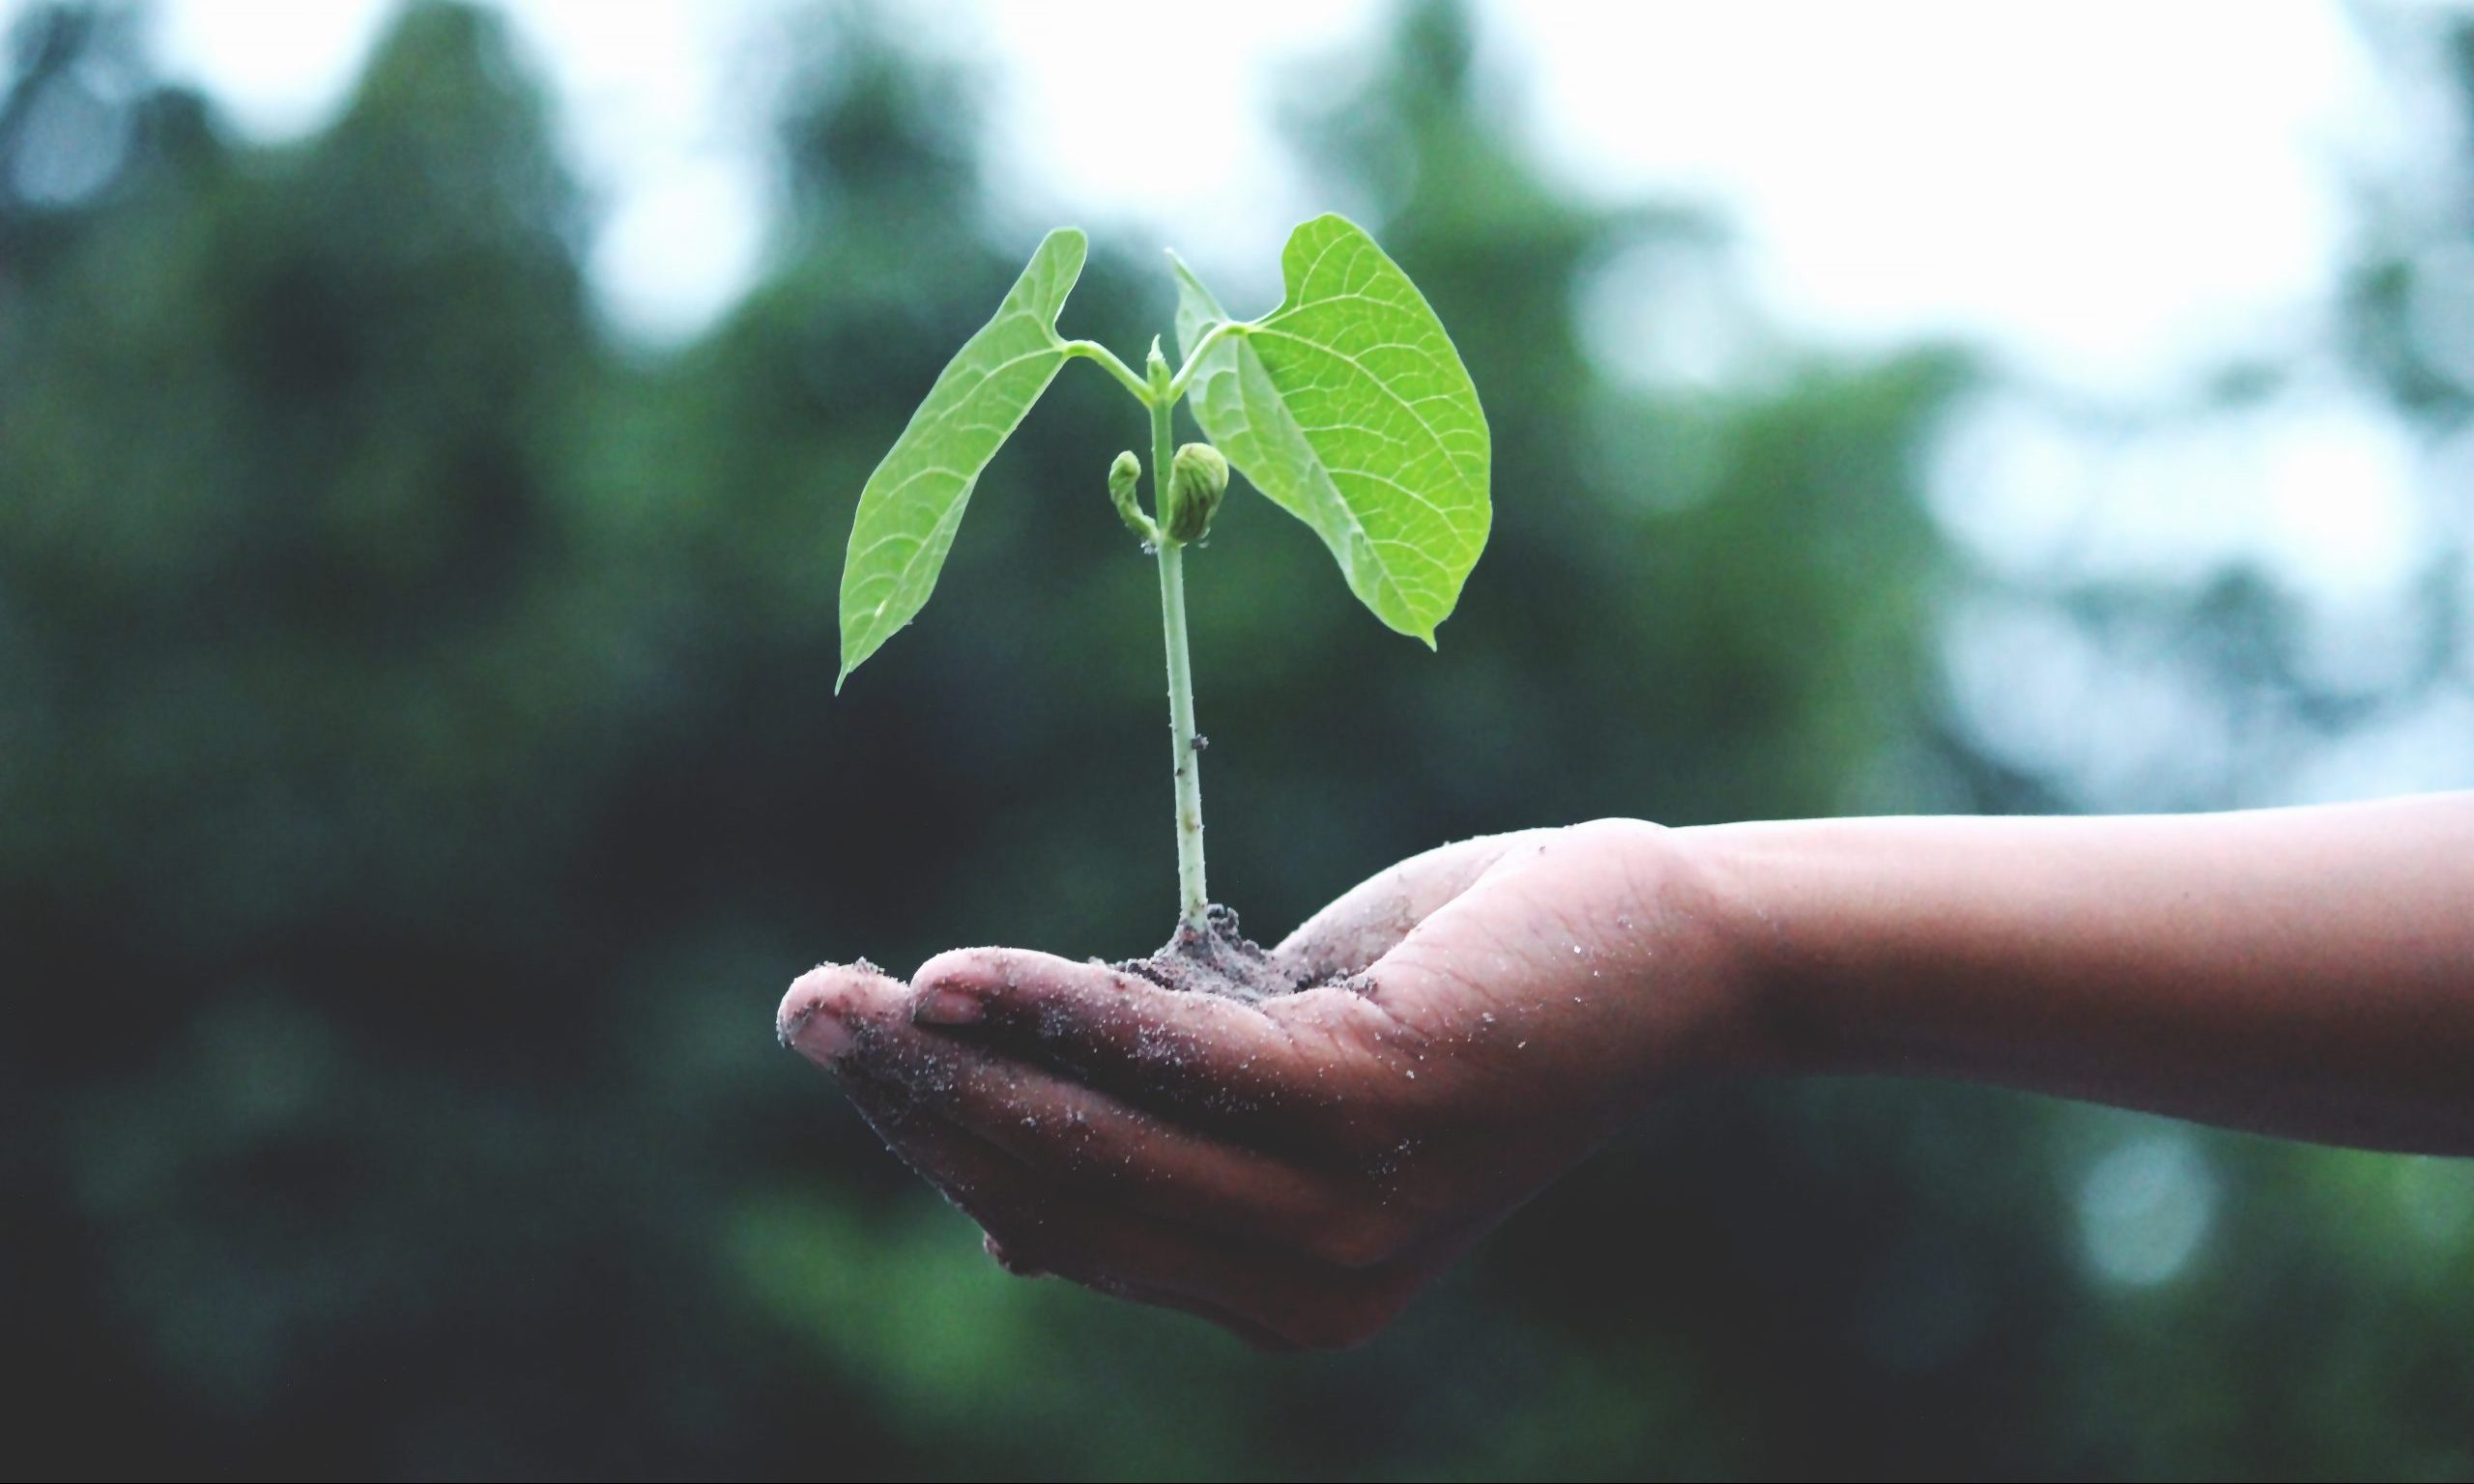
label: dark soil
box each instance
[1114,903,1318,1002]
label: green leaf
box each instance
[1173,214,1490,645]
[837,228,1087,689]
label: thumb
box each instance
[1352,840,1594,1045]
[1272,829,1551,983]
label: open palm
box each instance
[778,820,1759,1350]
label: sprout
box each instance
[835,216,1491,936]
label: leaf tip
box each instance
[1036,226,1089,286]
[1289,211,1367,247]
[835,638,869,694]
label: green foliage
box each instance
[6,0,2469,1477]
[833,211,1492,925]
[837,226,1086,687]
[1174,215,1492,644]
[839,214,1492,683]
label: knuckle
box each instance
[1009,1100,1106,1165]
[1047,1125,1139,1189]
[842,1017,932,1082]
[1308,1211,1412,1270]
[979,1218,1078,1284]
[1282,1293,1391,1352]
[970,1188,1066,1245]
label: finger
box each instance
[860,991,1413,1264]
[983,1233,1044,1278]
[1351,839,1635,1062]
[833,1068,1294,1349]
[909,948,1402,1127]
[1271,829,1552,981]
[791,955,1387,1256]
[836,1069,1388,1351]
[998,1185,1415,1353]
[778,958,910,1064]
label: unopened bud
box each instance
[1107,450,1151,541]
[1164,442,1228,543]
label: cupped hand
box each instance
[776,819,1766,1351]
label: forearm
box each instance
[1682,795,2474,1154]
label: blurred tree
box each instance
[3,0,2465,1477]
[0,4,843,1474]
[1904,12,2474,1479]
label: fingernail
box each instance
[778,967,858,1061]
[792,1008,854,1061]
[779,997,854,1061]
[912,985,986,1026]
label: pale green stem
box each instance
[1061,339,1153,403]
[1163,318,1251,402]
[1150,359,1209,934]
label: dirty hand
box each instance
[776,819,1768,1351]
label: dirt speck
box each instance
[1115,903,1322,1001]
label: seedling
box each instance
[837,214,1490,957]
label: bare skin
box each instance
[778,794,2474,1351]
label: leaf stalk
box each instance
[1163,318,1250,402]
[1061,339,1153,403]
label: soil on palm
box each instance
[1115,903,1313,1001]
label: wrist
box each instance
[1666,821,1832,1079]
[1553,818,1805,1100]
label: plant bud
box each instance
[1107,450,1152,541]
[1164,442,1228,543]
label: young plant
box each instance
[837,214,1490,947]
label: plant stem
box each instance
[1061,339,1153,403]
[1150,361,1209,936]
[1163,318,1249,402]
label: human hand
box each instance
[776,819,1766,1350]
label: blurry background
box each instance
[4,0,2469,1475]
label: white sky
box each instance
[14,0,2437,380]
[11,0,2468,798]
